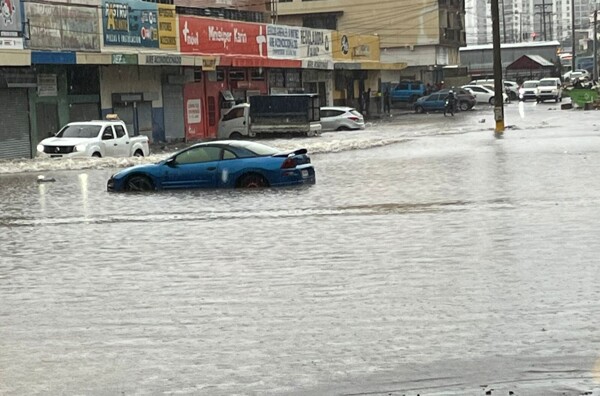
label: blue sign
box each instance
[103,0,158,48]
[31,51,76,64]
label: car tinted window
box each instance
[539,80,555,86]
[114,125,126,138]
[223,149,237,160]
[222,107,245,121]
[239,142,279,156]
[320,110,332,117]
[427,94,439,101]
[176,146,221,164]
[523,82,538,88]
[101,126,115,140]
[57,125,102,138]
[331,110,344,116]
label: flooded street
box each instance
[2,102,600,395]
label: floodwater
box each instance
[2,102,600,396]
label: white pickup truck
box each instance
[36,117,150,158]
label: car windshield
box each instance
[539,80,555,86]
[57,125,102,138]
[523,81,538,88]
[239,141,280,156]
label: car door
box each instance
[423,94,440,110]
[469,86,491,103]
[161,146,221,189]
[101,126,118,156]
[319,109,334,130]
[113,124,130,157]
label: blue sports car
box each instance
[107,140,316,192]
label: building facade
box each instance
[0,0,407,159]
[275,0,466,89]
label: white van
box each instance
[537,77,563,103]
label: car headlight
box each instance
[36,144,44,152]
[74,144,87,153]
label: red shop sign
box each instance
[180,16,267,57]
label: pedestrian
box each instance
[383,89,391,114]
[444,90,456,117]
[365,88,371,116]
[426,83,432,95]
[375,90,382,114]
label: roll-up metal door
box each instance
[162,84,184,141]
[0,89,31,159]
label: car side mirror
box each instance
[102,132,113,140]
[165,157,177,167]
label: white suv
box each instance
[537,77,563,103]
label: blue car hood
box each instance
[112,162,159,179]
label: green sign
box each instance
[111,54,138,64]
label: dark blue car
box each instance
[107,140,316,192]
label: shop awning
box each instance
[219,56,301,68]
[334,61,407,71]
[0,50,31,66]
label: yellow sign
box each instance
[332,32,380,61]
[158,5,177,50]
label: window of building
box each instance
[250,68,265,81]
[229,69,246,81]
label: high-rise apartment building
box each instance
[465,0,600,46]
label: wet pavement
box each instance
[1,101,600,395]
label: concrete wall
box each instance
[99,65,162,110]
[278,0,440,48]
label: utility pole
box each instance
[501,0,507,43]
[542,0,547,40]
[594,10,598,81]
[491,0,504,135]
[571,0,576,72]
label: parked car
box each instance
[37,116,150,158]
[436,88,476,111]
[469,79,519,100]
[319,106,365,131]
[413,89,475,113]
[107,140,316,192]
[563,69,590,82]
[390,80,427,103]
[536,77,563,102]
[518,80,540,101]
[462,84,509,104]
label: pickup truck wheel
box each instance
[124,175,154,192]
[237,173,269,188]
[92,152,101,158]
[133,149,144,157]
[229,132,243,140]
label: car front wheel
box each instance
[415,105,424,114]
[124,175,154,192]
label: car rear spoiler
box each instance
[273,148,307,157]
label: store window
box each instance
[250,68,265,81]
[229,69,246,81]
